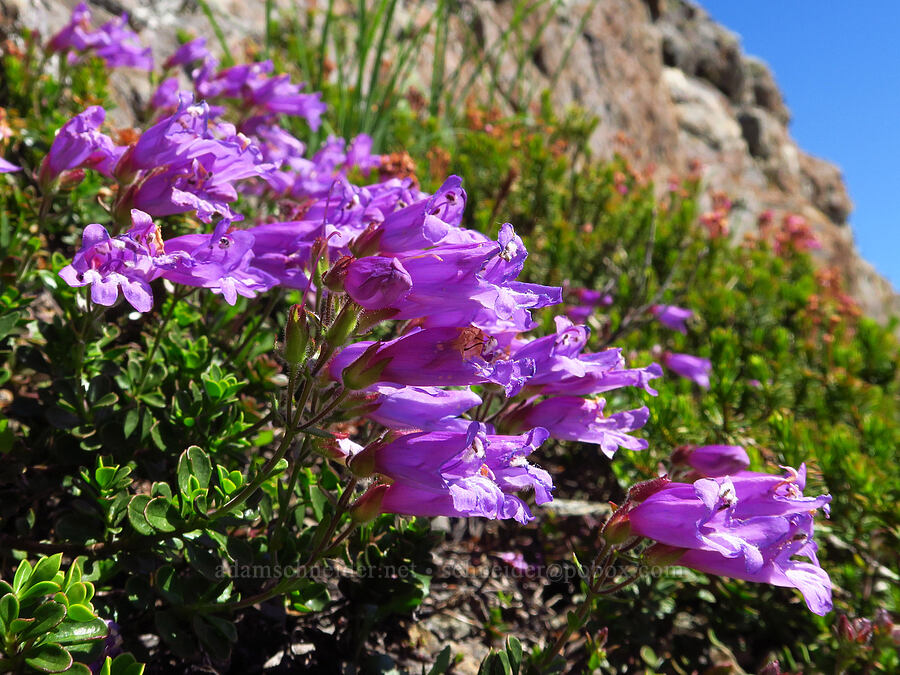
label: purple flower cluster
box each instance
[46,25,832,614]
[47,2,152,70]
[626,464,832,615]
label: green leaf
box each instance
[0,592,19,632]
[427,646,453,675]
[155,566,182,605]
[105,653,145,675]
[93,392,118,408]
[66,604,96,622]
[127,495,154,536]
[24,642,73,673]
[139,392,166,408]
[506,636,523,675]
[50,617,107,644]
[123,408,140,439]
[144,498,178,533]
[19,601,66,641]
[13,559,32,592]
[177,446,212,495]
[192,614,234,661]
[18,581,60,604]
[309,485,328,521]
[65,664,92,675]
[94,466,118,489]
[30,554,63,586]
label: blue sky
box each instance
[698,1,900,289]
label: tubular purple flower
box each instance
[92,15,153,70]
[0,158,20,173]
[197,60,326,129]
[58,210,165,312]
[329,327,535,396]
[366,384,482,432]
[650,304,694,334]
[344,256,413,310]
[163,38,210,69]
[375,225,560,331]
[161,222,278,304]
[372,175,469,254]
[627,465,832,615]
[502,396,650,458]
[371,423,553,523]
[243,220,320,289]
[345,134,382,174]
[672,444,751,478]
[150,77,181,111]
[48,3,151,70]
[511,316,662,396]
[664,352,712,388]
[47,2,95,53]
[40,106,122,189]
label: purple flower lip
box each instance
[58,210,165,312]
[0,158,20,173]
[650,304,694,333]
[370,423,553,523]
[671,445,751,478]
[664,352,712,388]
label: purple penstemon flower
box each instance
[0,158,20,173]
[163,37,210,70]
[197,60,326,130]
[329,326,535,396]
[365,384,482,432]
[671,444,751,478]
[92,15,153,70]
[663,352,712,389]
[117,98,276,222]
[39,106,122,190]
[360,423,553,523]
[161,222,278,304]
[344,256,413,310]
[367,224,560,332]
[47,2,95,53]
[626,465,832,615]
[501,396,650,458]
[650,304,693,334]
[47,3,152,70]
[511,316,662,396]
[58,210,166,312]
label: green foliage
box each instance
[0,556,142,673]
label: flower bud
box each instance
[642,543,688,568]
[284,304,309,366]
[345,256,412,310]
[312,432,362,464]
[341,342,392,391]
[627,475,671,503]
[347,436,390,478]
[37,156,61,194]
[350,223,383,258]
[322,255,354,293]
[601,506,632,545]
[349,483,389,523]
[356,307,400,334]
[325,302,360,348]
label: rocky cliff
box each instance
[4,0,898,322]
[451,0,898,322]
